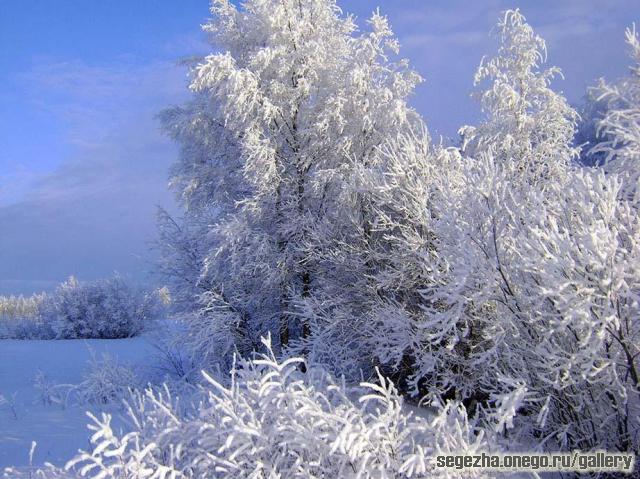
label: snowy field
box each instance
[0,337,156,470]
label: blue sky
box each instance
[1,0,639,294]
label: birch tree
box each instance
[160,0,423,366]
[460,9,579,187]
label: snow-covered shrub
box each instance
[0,293,55,339]
[382,14,640,454]
[76,352,139,405]
[34,371,68,408]
[0,278,163,340]
[394,18,640,449]
[41,276,159,339]
[63,336,500,479]
[308,8,584,399]
[410,151,640,450]
[516,171,639,451]
[34,354,139,409]
[146,319,198,382]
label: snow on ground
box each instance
[0,336,157,470]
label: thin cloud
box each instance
[0,59,187,294]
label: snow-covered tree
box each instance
[161,0,423,368]
[590,25,640,204]
[155,207,213,314]
[460,9,579,186]
[155,2,640,456]
[382,11,640,453]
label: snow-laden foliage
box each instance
[287,125,431,380]
[313,10,640,456]
[590,25,640,204]
[76,353,139,405]
[41,276,160,340]
[54,336,497,479]
[0,293,55,339]
[459,9,579,186]
[34,353,139,408]
[159,0,424,371]
[0,293,45,319]
[152,1,639,462]
[574,89,611,167]
[1,277,161,340]
[378,13,640,454]
[156,208,213,315]
[409,152,640,451]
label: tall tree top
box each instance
[460,9,579,186]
